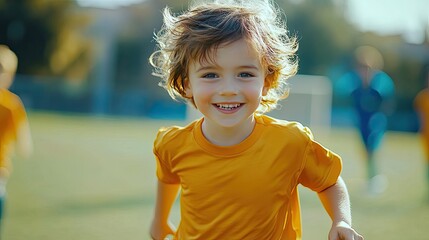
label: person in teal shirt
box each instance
[336,46,395,195]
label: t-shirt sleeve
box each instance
[298,137,342,193]
[153,128,181,184]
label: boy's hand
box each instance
[150,220,176,240]
[329,221,364,240]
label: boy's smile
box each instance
[213,103,244,113]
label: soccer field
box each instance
[2,112,428,239]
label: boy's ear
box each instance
[185,88,193,98]
[262,86,269,96]
[184,79,193,98]
[263,75,272,96]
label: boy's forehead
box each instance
[188,43,266,74]
[191,39,261,63]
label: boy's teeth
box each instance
[216,104,241,110]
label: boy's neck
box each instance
[201,115,256,146]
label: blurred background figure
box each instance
[414,63,429,200]
[336,45,395,195]
[0,45,33,232]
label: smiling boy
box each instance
[149,1,363,239]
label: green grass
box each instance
[2,112,428,239]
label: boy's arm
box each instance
[317,176,364,240]
[150,180,180,240]
[16,120,33,159]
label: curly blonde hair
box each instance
[150,0,298,113]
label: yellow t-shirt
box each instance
[414,88,429,159]
[154,114,342,240]
[0,89,27,169]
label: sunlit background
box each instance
[1,0,427,130]
[1,0,429,239]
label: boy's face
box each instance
[186,39,268,129]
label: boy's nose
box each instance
[219,78,238,96]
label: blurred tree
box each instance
[0,0,93,81]
[278,0,360,75]
[113,0,193,95]
[154,0,192,11]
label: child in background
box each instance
[336,46,395,195]
[0,45,33,231]
[414,64,429,198]
[149,1,363,239]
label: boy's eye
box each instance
[202,73,218,78]
[238,72,254,78]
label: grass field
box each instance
[2,112,428,239]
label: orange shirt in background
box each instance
[0,89,27,169]
[415,88,429,160]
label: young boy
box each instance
[149,1,363,239]
[0,45,33,230]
